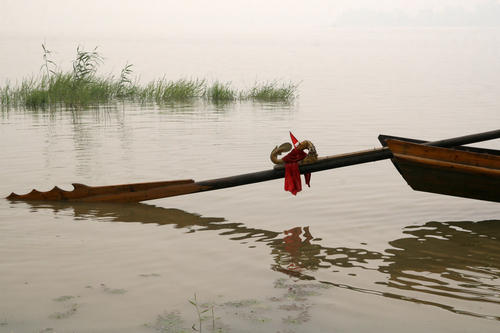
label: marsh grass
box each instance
[206,81,237,102]
[0,45,298,111]
[140,78,206,102]
[247,81,298,102]
[19,73,116,109]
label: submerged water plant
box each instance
[189,293,208,333]
[147,311,188,333]
[0,44,298,111]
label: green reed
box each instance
[206,81,237,102]
[14,73,116,109]
[247,81,298,102]
[0,45,297,111]
[0,82,12,108]
[140,78,206,102]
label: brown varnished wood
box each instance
[387,139,500,169]
[6,129,500,203]
[7,179,196,202]
[78,182,209,203]
[393,155,500,177]
[7,148,393,203]
[386,139,500,202]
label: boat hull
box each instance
[386,139,500,203]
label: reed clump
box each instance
[0,45,298,110]
[247,81,298,102]
[139,78,206,102]
[206,81,237,102]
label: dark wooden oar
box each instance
[7,129,500,203]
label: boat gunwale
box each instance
[378,134,500,156]
[385,139,500,170]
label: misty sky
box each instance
[1,0,499,38]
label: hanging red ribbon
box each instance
[282,148,311,195]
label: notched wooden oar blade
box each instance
[6,179,196,202]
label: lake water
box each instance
[1,28,499,332]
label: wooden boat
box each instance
[379,135,500,203]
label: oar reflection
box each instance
[22,201,500,321]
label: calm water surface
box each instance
[1,28,499,332]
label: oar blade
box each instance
[6,179,196,202]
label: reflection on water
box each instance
[20,201,500,321]
[380,221,500,310]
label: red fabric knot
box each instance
[282,148,311,195]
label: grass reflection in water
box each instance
[21,201,500,322]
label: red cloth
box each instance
[282,148,311,195]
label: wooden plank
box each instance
[394,155,500,177]
[386,139,500,203]
[379,132,500,156]
[379,129,500,149]
[386,140,500,169]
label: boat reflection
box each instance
[381,221,500,303]
[19,201,500,321]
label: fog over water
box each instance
[1,0,500,39]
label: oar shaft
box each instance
[195,148,391,192]
[197,169,283,189]
[195,128,500,193]
[7,129,499,202]
[425,128,500,147]
[78,148,392,201]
